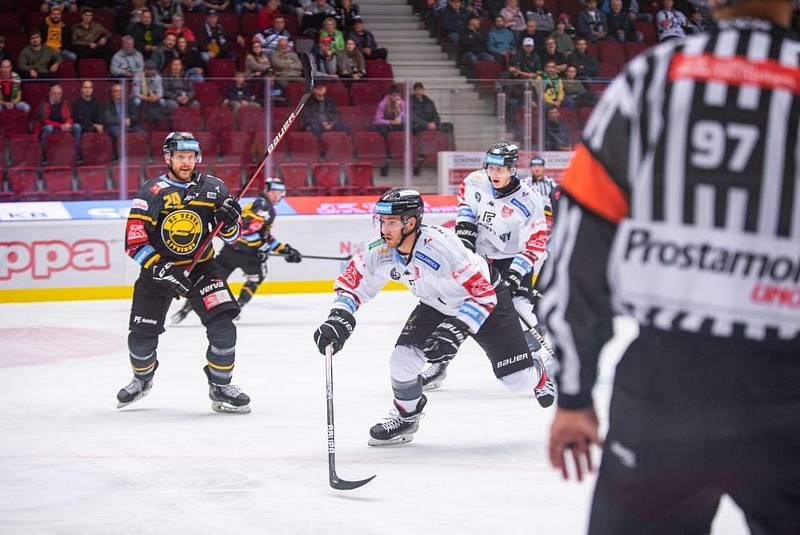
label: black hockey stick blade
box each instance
[269,252,352,261]
[330,473,376,491]
[299,52,315,93]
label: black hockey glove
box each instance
[151,259,191,297]
[280,244,302,263]
[455,221,478,252]
[423,318,470,364]
[215,197,242,231]
[502,269,524,295]
[314,308,356,355]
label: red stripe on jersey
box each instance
[461,271,495,299]
[669,53,800,94]
[561,144,630,223]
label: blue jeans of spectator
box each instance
[186,68,204,81]
[60,49,78,62]
[1,102,31,114]
[308,122,351,138]
[462,51,494,68]
[41,123,82,151]
[448,32,461,44]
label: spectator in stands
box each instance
[301,0,335,31]
[314,38,339,78]
[244,38,272,78]
[577,0,609,42]
[544,105,572,150]
[204,0,232,12]
[110,35,145,78]
[335,38,365,79]
[686,8,709,34]
[270,36,303,89]
[151,0,184,27]
[527,0,555,34]
[517,18,545,52]
[224,71,260,113]
[541,60,566,108]
[175,36,205,80]
[549,17,575,56]
[71,80,104,135]
[487,15,515,65]
[70,7,112,63]
[102,81,141,145]
[0,37,10,64]
[199,9,242,62]
[180,0,205,13]
[302,83,350,137]
[410,81,451,135]
[256,15,292,54]
[500,0,527,35]
[257,0,281,30]
[563,64,597,107]
[163,58,200,110]
[348,18,387,61]
[0,60,30,114]
[509,37,542,81]
[568,37,598,79]
[132,60,167,121]
[607,0,644,42]
[334,0,359,32]
[166,13,197,44]
[319,17,345,53]
[460,14,494,72]
[236,0,265,15]
[38,84,81,153]
[130,9,164,59]
[538,36,567,73]
[40,5,77,62]
[656,0,688,41]
[151,33,179,73]
[442,0,469,44]
[602,0,652,21]
[122,0,149,27]
[18,31,62,80]
[308,0,336,17]
[373,84,405,139]
[41,0,77,14]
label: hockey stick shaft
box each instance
[183,55,315,276]
[270,252,352,261]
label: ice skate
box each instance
[532,356,555,408]
[170,300,193,326]
[116,375,154,408]
[368,395,427,446]
[204,366,251,413]
[420,361,449,391]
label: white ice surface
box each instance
[1,292,748,535]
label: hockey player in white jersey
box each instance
[313,188,555,446]
[420,143,556,391]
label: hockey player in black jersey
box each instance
[117,132,251,414]
[169,177,303,325]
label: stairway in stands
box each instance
[358,0,512,152]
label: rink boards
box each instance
[0,196,458,303]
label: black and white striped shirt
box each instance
[539,18,800,409]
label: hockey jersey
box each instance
[125,173,240,269]
[231,195,278,252]
[331,225,497,334]
[457,169,549,279]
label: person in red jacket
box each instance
[37,83,81,155]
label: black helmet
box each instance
[484,142,519,169]
[163,131,202,163]
[375,188,424,223]
[265,177,286,193]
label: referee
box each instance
[540,0,800,533]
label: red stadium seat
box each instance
[597,41,625,67]
[245,163,267,192]
[204,106,234,132]
[238,109,266,132]
[287,132,320,164]
[285,82,306,107]
[77,165,113,199]
[311,162,341,194]
[60,81,82,104]
[0,14,22,35]
[0,109,30,137]
[42,166,80,200]
[7,167,43,201]
[110,165,143,196]
[338,106,371,132]
[44,133,77,167]
[194,130,218,161]
[578,106,595,127]
[217,13,239,37]
[278,162,310,193]
[240,13,261,36]
[635,20,658,45]
[353,131,386,164]
[171,108,204,131]
[7,135,40,168]
[209,58,236,79]
[320,132,353,163]
[624,41,649,61]
[343,162,385,195]
[120,131,149,163]
[219,131,253,163]
[254,132,288,165]
[597,62,620,79]
[272,107,301,134]
[349,83,382,106]
[22,83,50,116]
[77,58,109,79]
[324,83,349,107]
[387,131,417,163]
[149,131,170,162]
[194,82,222,108]
[211,164,243,190]
[80,132,113,165]
[474,60,503,90]
[365,60,394,92]
[417,131,449,166]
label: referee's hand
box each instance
[548,406,603,482]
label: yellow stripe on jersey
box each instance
[128,213,157,225]
[188,200,216,208]
[143,253,161,269]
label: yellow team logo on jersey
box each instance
[160,210,202,255]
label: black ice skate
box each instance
[532,357,555,408]
[368,395,427,446]
[170,301,193,326]
[116,363,158,409]
[420,362,449,391]
[204,366,251,414]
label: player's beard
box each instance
[170,163,196,182]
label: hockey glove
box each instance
[423,318,470,364]
[455,221,478,252]
[281,244,302,263]
[314,308,356,355]
[502,269,525,295]
[151,259,192,297]
[215,197,242,231]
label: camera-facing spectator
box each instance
[71,80,104,134]
[567,37,598,80]
[314,37,339,78]
[460,14,494,72]
[18,31,62,80]
[442,0,469,44]
[270,36,303,89]
[302,84,350,137]
[132,60,167,121]
[70,7,112,63]
[334,0,360,32]
[516,18,545,53]
[38,83,81,152]
[335,38,365,79]
[175,36,205,80]
[500,0,527,34]
[163,58,200,110]
[130,8,164,59]
[563,64,597,107]
[527,0,555,33]
[348,18,387,61]
[151,0,184,26]
[235,0,265,16]
[410,81,451,135]
[607,0,644,42]
[686,8,710,34]
[255,15,292,54]
[0,37,11,64]
[373,83,405,138]
[0,59,30,114]
[509,37,542,80]
[487,15,515,65]
[244,38,272,78]
[40,5,77,62]
[257,0,281,29]
[319,17,345,53]
[600,0,653,22]
[538,36,567,72]
[541,60,566,108]
[544,105,572,150]
[102,81,141,144]
[110,35,145,78]
[200,9,242,62]
[151,33,180,73]
[577,0,609,42]
[166,14,197,44]
[224,71,261,113]
[657,0,688,41]
[549,17,575,56]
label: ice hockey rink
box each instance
[1,291,749,535]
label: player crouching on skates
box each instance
[313,188,555,446]
[420,143,557,391]
[117,132,251,413]
[170,177,302,325]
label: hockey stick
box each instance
[325,344,376,490]
[183,53,315,277]
[513,290,556,360]
[269,252,352,262]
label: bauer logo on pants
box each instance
[160,210,202,255]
